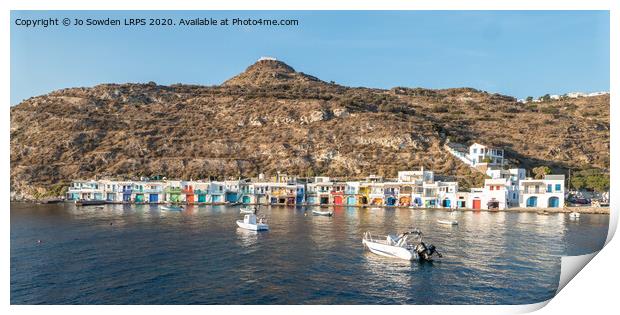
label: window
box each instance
[555,184,561,191]
[473,148,477,154]
[547,184,552,193]
[490,186,494,191]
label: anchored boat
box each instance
[312,209,333,216]
[437,219,458,225]
[161,205,184,212]
[75,200,106,207]
[236,213,269,231]
[362,229,442,261]
[569,212,581,219]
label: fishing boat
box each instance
[362,229,442,261]
[236,213,269,231]
[569,212,581,219]
[312,209,333,216]
[437,219,458,225]
[161,205,184,212]
[240,206,257,214]
[75,200,106,206]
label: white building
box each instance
[468,143,504,167]
[519,175,565,208]
[445,142,504,168]
[436,181,458,208]
[66,180,104,201]
[486,167,526,207]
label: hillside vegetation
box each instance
[10,59,610,199]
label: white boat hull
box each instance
[362,239,417,261]
[240,210,254,214]
[161,206,183,211]
[312,210,333,216]
[437,219,458,225]
[236,220,269,231]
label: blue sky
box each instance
[11,10,609,105]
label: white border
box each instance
[3,1,617,315]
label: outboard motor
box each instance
[415,242,442,261]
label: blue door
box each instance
[123,194,131,202]
[226,192,237,203]
[443,199,451,208]
[548,197,559,208]
[526,196,538,207]
[149,194,158,203]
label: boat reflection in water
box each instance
[236,227,259,248]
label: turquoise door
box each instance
[242,196,251,204]
[135,194,144,203]
[443,199,451,208]
[212,195,221,202]
[526,196,538,207]
[347,196,356,205]
[198,194,207,203]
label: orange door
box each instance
[187,194,194,203]
[473,199,481,210]
[334,196,343,204]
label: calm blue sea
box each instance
[10,203,608,304]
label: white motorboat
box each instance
[240,206,257,214]
[569,212,581,219]
[312,210,333,216]
[437,219,458,225]
[236,213,269,231]
[362,229,442,261]
[161,205,184,212]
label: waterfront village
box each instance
[66,143,569,210]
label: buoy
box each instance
[36,240,42,244]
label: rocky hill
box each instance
[10,59,610,200]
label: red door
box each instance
[473,199,481,210]
[334,196,343,204]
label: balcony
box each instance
[165,187,182,193]
[142,188,162,193]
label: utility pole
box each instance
[568,168,572,193]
